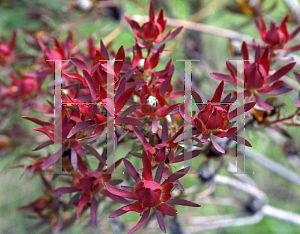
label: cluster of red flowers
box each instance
[3,1,299,233]
[16,2,204,232]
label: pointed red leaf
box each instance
[81,142,105,164]
[141,104,156,116]
[142,149,153,181]
[294,72,300,84]
[67,120,95,138]
[81,124,105,140]
[64,72,86,85]
[109,207,129,218]
[114,46,125,75]
[156,104,179,117]
[294,100,300,107]
[156,26,183,42]
[290,25,300,40]
[123,16,144,39]
[211,81,224,103]
[133,127,155,154]
[205,110,224,130]
[161,167,190,185]
[149,49,160,69]
[32,140,53,151]
[211,136,225,154]
[77,192,91,219]
[241,41,249,61]
[41,142,68,170]
[165,198,201,207]
[246,67,264,89]
[156,9,166,33]
[115,84,136,114]
[161,119,168,143]
[210,72,235,83]
[9,30,17,52]
[213,127,237,138]
[263,87,292,95]
[227,135,252,147]
[32,128,54,141]
[161,182,173,202]
[71,58,90,72]
[265,62,296,84]
[122,158,141,183]
[229,102,255,119]
[83,70,97,100]
[119,104,139,117]
[101,189,130,205]
[23,116,54,131]
[160,74,172,97]
[149,0,155,19]
[152,116,158,133]
[154,161,165,184]
[143,21,158,40]
[51,187,81,194]
[155,209,166,233]
[155,148,165,163]
[121,68,136,81]
[254,18,262,34]
[70,140,85,156]
[115,77,126,101]
[169,90,185,99]
[142,188,161,207]
[254,93,274,110]
[129,152,142,158]
[122,201,148,213]
[172,150,202,163]
[115,116,143,126]
[79,177,93,194]
[155,203,177,216]
[105,182,136,200]
[127,208,150,234]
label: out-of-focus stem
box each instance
[131,15,258,43]
[263,205,300,225]
[242,147,300,186]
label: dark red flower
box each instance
[132,122,202,179]
[22,114,100,170]
[51,157,128,227]
[254,14,300,51]
[6,73,40,99]
[17,195,62,231]
[211,41,295,110]
[178,81,255,153]
[132,75,179,133]
[26,34,73,79]
[124,0,182,43]
[105,149,200,233]
[132,40,164,72]
[0,31,16,67]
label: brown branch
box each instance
[130,15,259,43]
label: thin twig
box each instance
[263,205,300,225]
[130,15,259,43]
[227,162,258,187]
[242,147,300,186]
[284,0,300,23]
[186,211,264,233]
[214,175,267,202]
